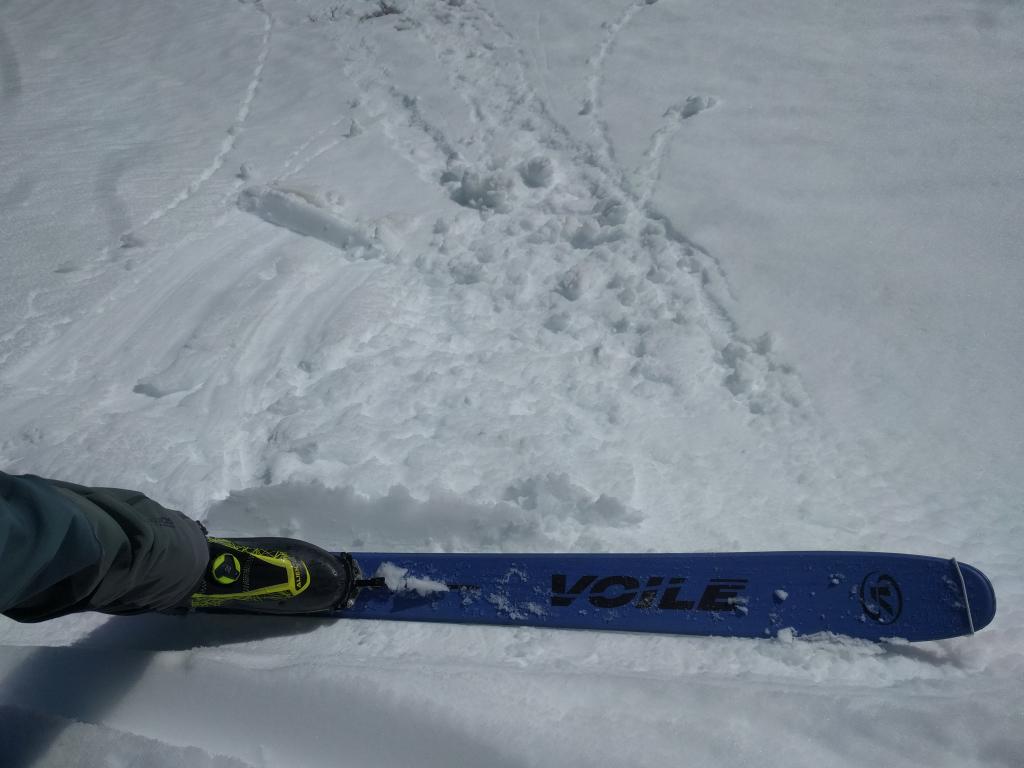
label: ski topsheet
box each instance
[332,551,995,642]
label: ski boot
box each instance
[188,537,357,614]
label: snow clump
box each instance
[447,167,516,213]
[376,563,450,596]
[519,156,555,188]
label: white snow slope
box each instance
[1,0,1022,766]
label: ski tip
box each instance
[956,561,997,634]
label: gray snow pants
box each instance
[0,472,208,622]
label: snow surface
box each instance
[1,0,1022,765]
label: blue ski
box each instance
[336,551,995,642]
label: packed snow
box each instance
[1,0,1022,766]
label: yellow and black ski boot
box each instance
[189,537,356,614]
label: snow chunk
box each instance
[774,589,789,602]
[519,156,554,188]
[448,169,515,213]
[728,595,749,615]
[375,562,450,597]
[238,185,373,251]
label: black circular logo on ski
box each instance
[860,572,903,624]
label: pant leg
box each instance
[1,473,208,622]
[1,473,104,620]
